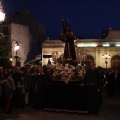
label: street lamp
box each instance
[0,2,5,23]
[0,1,5,55]
[102,54,110,69]
[14,41,20,66]
[0,1,5,53]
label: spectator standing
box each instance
[17,75,26,108]
[106,68,115,97]
[12,67,23,108]
[30,70,38,108]
[0,67,4,109]
[3,73,16,114]
[82,62,102,115]
[114,68,120,96]
[24,66,32,106]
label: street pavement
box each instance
[0,91,120,120]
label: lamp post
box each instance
[14,41,20,67]
[102,54,110,69]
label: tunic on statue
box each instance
[60,19,76,62]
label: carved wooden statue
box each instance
[60,19,76,62]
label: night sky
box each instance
[2,0,120,39]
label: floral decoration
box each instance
[53,63,86,84]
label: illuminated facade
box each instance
[42,29,120,68]
[0,9,46,67]
[10,23,32,66]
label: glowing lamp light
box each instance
[115,44,120,47]
[0,11,5,22]
[103,44,110,47]
[0,2,5,22]
[102,54,110,59]
[14,42,20,51]
[9,58,13,61]
[77,43,97,47]
[102,54,110,69]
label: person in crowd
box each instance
[81,62,102,115]
[106,68,115,97]
[4,69,10,78]
[0,68,10,110]
[3,73,16,114]
[0,67,4,81]
[101,69,108,89]
[12,67,23,108]
[43,65,52,83]
[113,68,120,96]
[117,69,120,95]
[10,66,17,75]
[0,67,4,109]
[30,70,38,108]
[24,66,32,106]
[33,67,46,110]
[17,75,26,109]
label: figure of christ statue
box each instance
[60,19,76,63]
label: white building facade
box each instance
[42,29,120,68]
[10,23,32,66]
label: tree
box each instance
[0,33,5,41]
[0,33,11,68]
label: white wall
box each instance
[10,23,32,66]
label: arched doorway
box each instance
[111,55,120,68]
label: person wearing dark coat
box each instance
[3,73,16,113]
[30,70,38,108]
[82,62,102,115]
[17,75,26,109]
[0,67,5,110]
[33,67,49,110]
[106,68,115,97]
[12,67,23,108]
[24,67,32,106]
[114,68,120,96]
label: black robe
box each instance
[83,69,102,113]
[60,31,76,62]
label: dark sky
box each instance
[2,0,120,39]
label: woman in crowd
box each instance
[3,72,16,114]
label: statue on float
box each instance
[52,19,86,84]
[60,19,76,64]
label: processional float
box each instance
[52,19,86,83]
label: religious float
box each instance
[44,20,89,112]
[48,19,87,83]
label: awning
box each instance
[24,57,41,65]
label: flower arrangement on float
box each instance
[52,63,86,84]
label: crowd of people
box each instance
[0,64,120,115]
[0,65,51,114]
[80,63,120,115]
